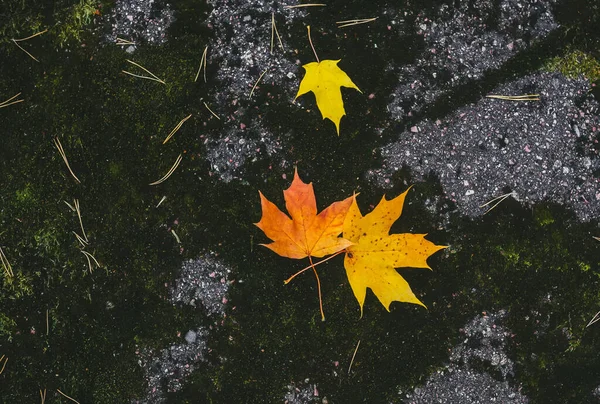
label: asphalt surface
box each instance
[103,0,599,402]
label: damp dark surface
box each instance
[1,0,600,403]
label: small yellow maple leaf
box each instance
[295,60,361,135]
[343,188,447,316]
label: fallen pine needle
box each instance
[348,340,361,374]
[0,355,8,375]
[194,46,208,83]
[171,229,181,244]
[156,195,167,207]
[249,68,268,98]
[0,92,24,109]
[480,191,515,214]
[336,17,377,28]
[40,389,47,404]
[81,250,100,274]
[587,310,600,327]
[593,236,600,242]
[73,231,88,248]
[116,37,135,46]
[123,59,165,84]
[271,13,284,54]
[163,114,192,144]
[11,29,47,62]
[54,137,81,183]
[284,3,326,8]
[13,29,48,42]
[0,247,14,278]
[73,199,88,242]
[11,39,39,62]
[486,94,539,101]
[149,154,183,185]
[203,102,220,120]
[57,389,81,404]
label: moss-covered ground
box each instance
[1,0,600,402]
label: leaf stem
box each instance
[283,250,344,284]
[309,256,326,321]
[307,26,319,63]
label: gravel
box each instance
[133,328,208,404]
[387,0,558,122]
[133,254,233,403]
[104,0,175,46]
[170,253,232,317]
[202,0,304,182]
[403,310,528,404]
[370,72,600,221]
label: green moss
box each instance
[53,0,99,46]
[0,312,17,340]
[2,271,34,300]
[578,261,591,272]
[15,183,36,204]
[544,49,600,81]
[533,205,555,227]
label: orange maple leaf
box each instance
[256,169,353,259]
[255,169,353,319]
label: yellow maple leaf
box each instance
[343,188,447,316]
[295,60,361,135]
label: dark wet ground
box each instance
[1,0,600,403]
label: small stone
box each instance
[184,330,197,344]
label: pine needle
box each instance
[588,310,600,327]
[73,199,88,242]
[13,29,48,42]
[284,3,326,8]
[336,17,377,28]
[0,92,24,108]
[40,389,47,404]
[115,37,135,46]
[56,389,81,404]
[73,231,88,248]
[156,195,167,207]
[0,355,8,375]
[348,340,361,374]
[54,137,81,183]
[203,102,220,120]
[81,250,100,274]
[270,13,284,54]
[163,114,192,144]
[11,39,39,62]
[149,154,183,185]
[486,94,540,101]
[11,29,47,62]
[123,59,165,84]
[249,68,268,98]
[592,236,600,242]
[171,229,181,244]
[194,46,208,83]
[480,191,516,214]
[0,247,13,278]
